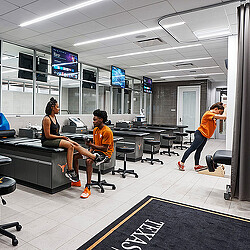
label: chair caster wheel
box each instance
[161,162,164,165]
[112,171,115,175]
[141,160,144,163]
[122,174,125,178]
[112,186,116,190]
[135,174,138,178]
[177,153,179,156]
[12,239,18,246]
[101,189,104,193]
[160,152,163,155]
[16,225,22,231]
[151,162,154,165]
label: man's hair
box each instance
[45,97,57,115]
[93,109,108,123]
[210,102,224,113]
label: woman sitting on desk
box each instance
[41,97,105,183]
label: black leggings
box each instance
[181,130,207,165]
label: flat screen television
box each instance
[111,65,125,88]
[83,69,96,82]
[18,53,48,82]
[51,47,78,79]
[143,76,152,94]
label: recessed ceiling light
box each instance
[149,66,219,74]
[194,27,231,39]
[107,44,202,59]
[19,0,105,27]
[160,72,224,79]
[74,22,185,46]
[130,57,212,68]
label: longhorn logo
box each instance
[138,144,142,150]
[58,163,67,173]
[0,177,4,184]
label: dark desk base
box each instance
[116,155,142,162]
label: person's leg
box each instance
[73,152,82,176]
[194,138,207,166]
[181,131,205,164]
[85,158,94,187]
[59,140,74,170]
[74,145,96,160]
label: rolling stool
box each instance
[141,139,163,165]
[174,132,189,150]
[89,158,116,193]
[184,130,195,145]
[112,146,138,178]
[160,135,179,156]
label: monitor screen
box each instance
[111,66,125,88]
[51,47,78,79]
[83,69,96,82]
[143,76,152,94]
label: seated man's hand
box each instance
[86,141,92,147]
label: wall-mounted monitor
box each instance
[83,69,96,82]
[111,65,125,88]
[18,53,48,82]
[51,47,78,79]
[143,76,152,94]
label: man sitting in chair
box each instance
[73,109,114,199]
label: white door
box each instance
[177,86,201,131]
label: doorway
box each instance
[177,86,201,130]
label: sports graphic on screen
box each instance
[143,76,152,93]
[51,47,78,79]
[111,66,125,88]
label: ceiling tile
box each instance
[0,18,17,33]
[5,0,39,7]
[113,0,164,11]
[2,27,40,40]
[27,20,64,33]
[69,21,106,35]
[0,0,19,15]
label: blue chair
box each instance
[0,113,10,131]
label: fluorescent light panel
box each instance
[74,22,185,46]
[149,66,219,74]
[107,44,201,59]
[20,0,104,27]
[194,27,231,39]
[130,57,212,68]
[160,72,224,79]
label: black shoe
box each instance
[94,153,110,166]
[65,169,79,182]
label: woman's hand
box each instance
[61,136,69,140]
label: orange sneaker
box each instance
[80,187,91,199]
[177,161,185,171]
[71,180,81,187]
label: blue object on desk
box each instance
[0,113,10,131]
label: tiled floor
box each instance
[0,139,249,249]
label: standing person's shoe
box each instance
[65,169,79,182]
[71,180,81,187]
[194,165,207,172]
[80,187,91,199]
[177,161,185,171]
[94,153,110,166]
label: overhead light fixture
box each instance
[149,66,219,74]
[160,72,224,79]
[74,22,185,46]
[19,0,105,27]
[107,44,201,59]
[130,57,212,68]
[193,27,231,39]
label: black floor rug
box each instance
[78,196,250,250]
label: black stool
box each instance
[160,135,179,156]
[112,147,138,178]
[89,158,116,193]
[174,132,189,150]
[141,139,163,165]
[184,130,195,144]
[0,177,22,246]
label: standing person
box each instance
[41,97,106,182]
[177,103,226,171]
[76,109,113,199]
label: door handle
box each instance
[180,118,182,122]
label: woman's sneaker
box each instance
[177,161,185,171]
[65,169,79,182]
[194,165,207,172]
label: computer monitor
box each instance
[111,65,125,88]
[143,76,152,94]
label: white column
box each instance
[32,50,37,115]
[226,35,238,150]
[79,63,83,114]
[131,79,134,114]
[121,88,124,114]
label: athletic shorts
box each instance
[42,139,62,148]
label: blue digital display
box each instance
[111,66,125,88]
[51,47,78,79]
[143,76,152,93]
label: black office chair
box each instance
[141,139,163,165]
[112,146,138,178]
[89,158,116,193]
[174,132,189,150]
[160,135,179,156]
[0,156,22,246]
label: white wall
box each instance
[226,35,238,150]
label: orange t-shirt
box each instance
[198,111,216,138]
[93,126,114,158]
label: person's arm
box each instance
[86,141,109,152]
[213,114,227,120]
[43,117,68,140]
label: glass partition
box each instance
[134,79,141,114]
[112,87,121,114]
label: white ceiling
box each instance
[0,0,239,84]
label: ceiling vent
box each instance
[135,38,166,48]
[175,63,194,67]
